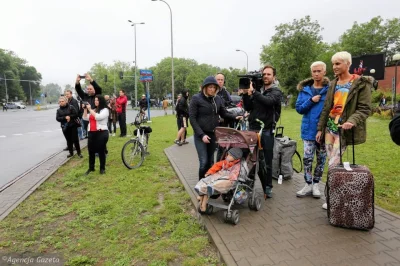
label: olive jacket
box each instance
[317,75,373,146]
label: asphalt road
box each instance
[0,106,168,189]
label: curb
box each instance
[164,148,237,266]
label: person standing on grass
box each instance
[162,97,169,116]
[82,95,109,175]
[174,89,189,146]
[190,76,243,180]
[116,90,128,137]
[107,95,117,137]
[295,61,329,199]
[316,51,372,210]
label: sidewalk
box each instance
[165,139,400,266]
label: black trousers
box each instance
[118,113,127,136]
[88,131,109,171]
[63,125,81,155]
[107,119,117,133]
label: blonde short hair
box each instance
[331,51,352,65]
[310,61,326,71]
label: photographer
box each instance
[241,65,282,198]
[75,73,103,138]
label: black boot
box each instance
[85,169,95,175]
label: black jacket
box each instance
[242,84,282,131]
[56,104,78,127]
[189,93,236,138]
[68,97,81,118]
[75,80,102,109]
[139,98,148,110]
[217,87,232,107]
[176,95,189,117]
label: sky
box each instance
[2,0,400,88]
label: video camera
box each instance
[237,70,264,92]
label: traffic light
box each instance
[119,71,123,79]
[104,75,108,82]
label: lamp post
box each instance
[236,49,248,72]
[128,20,145,108]
[393,53,400,110]
[151,0,175,114]
[3,73,8,102]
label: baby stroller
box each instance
[204,127,263,225]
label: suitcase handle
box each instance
[338,126,355,166]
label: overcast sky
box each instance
[2,0,400,87]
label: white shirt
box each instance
[83,108,109,131]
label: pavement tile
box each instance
[236,258,251,266]
[381,238,400,250]
[348,257,379,266]
[287,246,313,259]
[270,240,294,253]
[363,241,394,253]
[385,249,400,261]
[286,257,314,266]
[376,229,400,240]
[231,248,256,262]
[367,252,399,265]
[250,244,273,256]
[268,250,295,264]
[246,254,274,266]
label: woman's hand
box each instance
[235,116,243,120]
[316,131,322,143]
[341,122,354,130]
[65,116,70,122]
[202,135,211,144]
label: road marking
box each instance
[0,135,6,138]
[42,130,52,133]
[13,134,23,136]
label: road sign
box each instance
[140,76,153,82]
[35,100,40,104]
[140,69,153,76]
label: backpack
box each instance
[272,127,302,180]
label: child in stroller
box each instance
[194,148,243,213]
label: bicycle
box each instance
[121,112,152,169]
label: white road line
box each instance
[0,135,6,138]
[13,134,23,136]
[42,130,52,133]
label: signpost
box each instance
[139,69,153,121]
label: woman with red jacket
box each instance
[116,90,128,137]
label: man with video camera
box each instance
[75,73,103,138]
[240,65,282,198]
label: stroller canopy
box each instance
[215,127,258,150]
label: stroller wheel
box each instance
[254,197,262,211]
[223,211,231,223]
[206,204,213,215]
[248,197,255,210]
[231,210,240,225]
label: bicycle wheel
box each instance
[121,139,145,169]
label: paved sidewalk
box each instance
[165,139,400,266]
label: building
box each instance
[378,65,400,93]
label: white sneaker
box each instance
[312,183,321,198]
[296,184,312,197]
[322,203,327,210]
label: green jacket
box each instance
[317,75,373,146]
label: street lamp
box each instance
[128,20,145,108]
[151,0,175,114]
[236,49,248,72]
[393,53,400,110]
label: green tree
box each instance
[42,83,62,104]
[339,16,400,64]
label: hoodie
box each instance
[295,77,330,140]
[242,84,282,131]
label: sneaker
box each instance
[67,153,73,158]
[312,183,321,198]
[265,186,272,198]
[174,139,182,146]
[181,140,189,145]
[63,147,69,151]
[322,202,327,210]
[296,183,312,197]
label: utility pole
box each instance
[4,74,8,102]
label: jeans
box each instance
[77,118,85,139]
[107,119,117,133]
[194,133,217,180]
[82,119,89,138]
[118,112,127,136]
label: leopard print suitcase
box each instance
[326,165,374,230]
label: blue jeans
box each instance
[77,118,86,139]
[194,133,217,180]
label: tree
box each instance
[42,83,62,104]
[260,16,327,96]
[339,16,400,64]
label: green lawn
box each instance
[0,116,221,266]
[281,108,400,214]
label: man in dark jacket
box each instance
[241,65,282,199]
[174,89,189,145]
[75,73,102,138]
[215,73,232,107]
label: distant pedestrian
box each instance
[82,95,109,175]
[2,103,7,112]
[139,94,148,121]
[107,95,117,136]
[116,90,128,137]
[56,96,82,158]
[379,95,386,107]
[162,97,169,115]
[75,73,102,138]
[174,89,189,145]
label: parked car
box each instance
[14,102,26,109]
[6,103,18,109]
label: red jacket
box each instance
[116,95,127,113]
